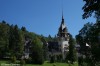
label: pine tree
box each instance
[67,34,77,64]
[0,21,10,58]
[9,25,24,59]
[41,37,48,61]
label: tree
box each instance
[90,22,100,65]
[0,22,10,59]
[76,21,100,66]
[9,25,24,59]
[14,25,24,57]
[21,26,26,32]
[50,55,55,63]
[82,1,100,65]
[31,37,44,64]
[47,35,53,42]
[41,36,48,61]
[53,35,58,42]
[67,34,77,64]
[11,56,17,63]
[82,0,100,19]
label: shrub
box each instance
[11,56,16,63]
[50,56,55,63]
[25,57,32,64]
[20,59,25,66]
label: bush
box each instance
[11,56,16,63]
[25,57,32,64]
[50,56,55,63]
[20,59,25,66]
[81,62,88,66]
[53,63,56,66]
[33,57,44,64]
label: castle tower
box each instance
[57,15,69,60]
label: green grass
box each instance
[0,60,8,64]
[0,60,78,66]
[25,62,78,66]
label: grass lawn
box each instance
[0,60,78,66]
[26,62,78,66]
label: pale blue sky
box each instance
[0,0,96,37]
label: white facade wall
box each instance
[58,39,69,60]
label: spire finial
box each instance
[62,0,64,20]
[62,12,64,20]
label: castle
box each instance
[23,15,70,61]
[48,15,69,60]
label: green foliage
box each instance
[67,34,77,63]
[20,59,25,66]
[0,21,58,65]
[8,25,24,58]
[76,21,100,66]
[82,0,100,19]
[21,26,27,32]
[0,22,10,58]
[47,35,53,42]
[25,57,32,64]
[31,37,44,64]
[0,60,78,66]
[50,55,55,63]
[41,36,48,61]
[11,56,16,63]
[0,21,49,60]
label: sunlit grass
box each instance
[25,61,78,66]
[0,60,78,66]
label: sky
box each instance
[0,0,96,37]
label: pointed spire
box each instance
[61,0,64,24]
[57,0,68,38]
[62,11,64,24]
[62,11,64,20]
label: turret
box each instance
[57,16,69,40]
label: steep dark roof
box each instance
[57,16,68,38]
